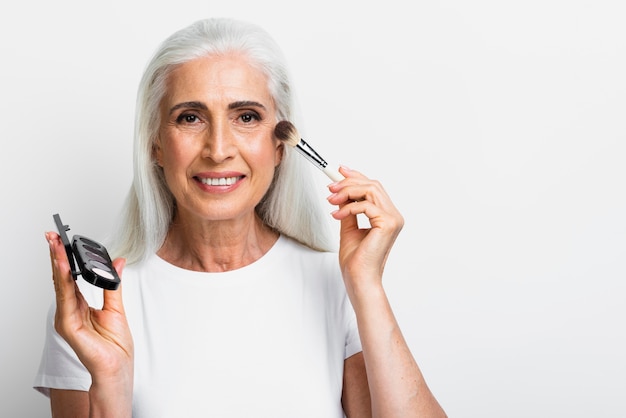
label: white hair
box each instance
[109,18,336,264]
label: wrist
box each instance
[89,372,133,418]
[344,275,387,312]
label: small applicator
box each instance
[273,121,344,182]
[275,121,371,228]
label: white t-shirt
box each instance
[33,235,362,417]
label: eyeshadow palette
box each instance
[53,213,121,290]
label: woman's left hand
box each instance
[327,166,404,294]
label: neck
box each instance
[157,212,279,272]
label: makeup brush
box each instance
[275,121,371,228]
[274,121,344,182]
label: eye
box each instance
[239,112,260,124]
[176,113,201,124]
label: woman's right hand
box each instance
[46,231,134,400]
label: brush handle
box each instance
[322,166,344,182]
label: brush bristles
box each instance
[274,120,301,148]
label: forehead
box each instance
[163,53,273,107]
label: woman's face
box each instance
[155,53,283,224]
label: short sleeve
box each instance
[343,298,362,359]
[33,300,91,397]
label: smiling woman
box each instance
[154,53,283,237]
[33,17,447,418]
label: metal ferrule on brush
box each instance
[295,138,329,170]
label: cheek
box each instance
[245,137,278,162]
[159,145,194,184]
[159,133,199,167]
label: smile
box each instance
[198,176,243,186]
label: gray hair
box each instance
[110,18,336,264]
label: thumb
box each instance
[102,258,127,314]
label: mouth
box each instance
[196,176,244,186]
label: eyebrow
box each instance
[228,100,266,110]
[169,101,208,115]
[168,100,267,115]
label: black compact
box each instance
[53,213,121,290]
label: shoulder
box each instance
[277,235,339,274]
[275,236,347,299]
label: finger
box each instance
[328,184,376,230]
[102,257,126,314]
[333,200,380,227]
[328,169,368,197]
[328,176,384,206]
[333,202,360,233]
[46,232,80,316]
[337,166,367,180]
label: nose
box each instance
[202,121,236,163]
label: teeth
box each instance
[199,176,241,186]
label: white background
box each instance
[1,1,624,416]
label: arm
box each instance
[46,232,134,418]
[329,167,446,418]
[51,389,88,417]
[346,284,445,417]
[50,385,131,418]
[342,352,372,417]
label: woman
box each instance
[34,18,446,417]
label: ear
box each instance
[152,137,163,167]
[274,139,284,168]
